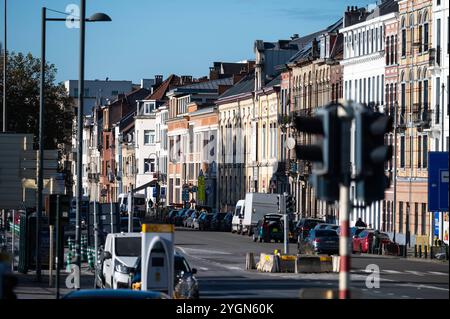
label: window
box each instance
[400,135,405,168]
[144,103,155,114]
[414,203,419,235]
[421,203,427,235]
[401,82,406,124]
[418,135,422,168]
[436,77,440,124]
[144,130,155,145]
[437,19,441,65]
[422,135,428,168]
[401,27,407,57]
[399,202,403,233]
[144,158,155,173]
[112,90,119,96]
[423,13,429,52]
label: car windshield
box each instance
[305,220,323,228]
[174,257,191,274]
[115,237,141,257]
[134,198,145,205]
[316,230,339,237]
[235,206,242,216]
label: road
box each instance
[174,229,449,299]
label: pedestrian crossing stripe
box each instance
[352,269,448,276]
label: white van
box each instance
[118,193,146,217]
[241,193,280,235]
[231,200,245,233]
[101,232,141,289]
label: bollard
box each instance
[418,245,422,258]
[414,245,417,258]
[66,251,73,272]
[246,253,256,270]
[424,245,428,259]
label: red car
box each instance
[352,230,392,253]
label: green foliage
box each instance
[0,51,73,149]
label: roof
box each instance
[264,74,281,88]
[218,72,255,100]
[176,77,233,91]
[366,0,398,20]
[144,74,181,101]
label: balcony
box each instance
[412,107,432,129]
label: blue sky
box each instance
[2,0,375,84]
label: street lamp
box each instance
[36,5,111,282]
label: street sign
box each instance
[428,152,449,211]
[160,187,166,198]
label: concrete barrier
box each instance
[295,255,335,273]
[278,255,296,273]
[295,255,322,273]
[319,255,333,272]
[256,253,280,273]
[245,252,256,270]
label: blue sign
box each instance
[428,152,449,211]
[160,187,166,198]
[152,187,157,197]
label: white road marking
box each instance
[382,270,402,274]
[428,271,448,276]
[404,270,425,276]
[396,283,449,292]
[199,267,209,271]
[178,247,232,255]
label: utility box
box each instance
[141,224,174,297]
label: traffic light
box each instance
[293,104,341,202]
[355,107,393,204]
[285,195,295,214]
[276,195,281,213]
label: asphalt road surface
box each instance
[174,229,449,299]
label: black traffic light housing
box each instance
[285,195,295,214]
[293,104,341,202]
[355,108,393,204]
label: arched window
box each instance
[423,11,429,52]
[400,71,406,124]
[401,17,406,57]
[418,12,423,53]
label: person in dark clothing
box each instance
[355,218,367,228]
[372,230,381,254]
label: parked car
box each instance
[166,209,180,224]
[195,212,213,231]
[119,217,142,233]
[174,209,193,226]
[220,212,233,232]
[183,211,198,228]
[314,223,339,231]
[252,214,283,243]
[100,232,141,289]
[294,218,326,242]
[210,212,227,231]
[131,253,199,299]
[352,230,392,254]
[304,229,339,255]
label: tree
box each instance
[0,51,73,150]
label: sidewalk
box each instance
[13,267,95,299]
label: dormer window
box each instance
[144,102,155,114]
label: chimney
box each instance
[181,75,193,85]
[291,34,299,40]
[155,75,163,86]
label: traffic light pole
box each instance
[338,104,353,300]
[282,193,289,255]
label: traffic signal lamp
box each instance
[355,108,393,204]
[293,104,341,202]
[285,195,295,214]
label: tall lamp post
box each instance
[36,5,111,282]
